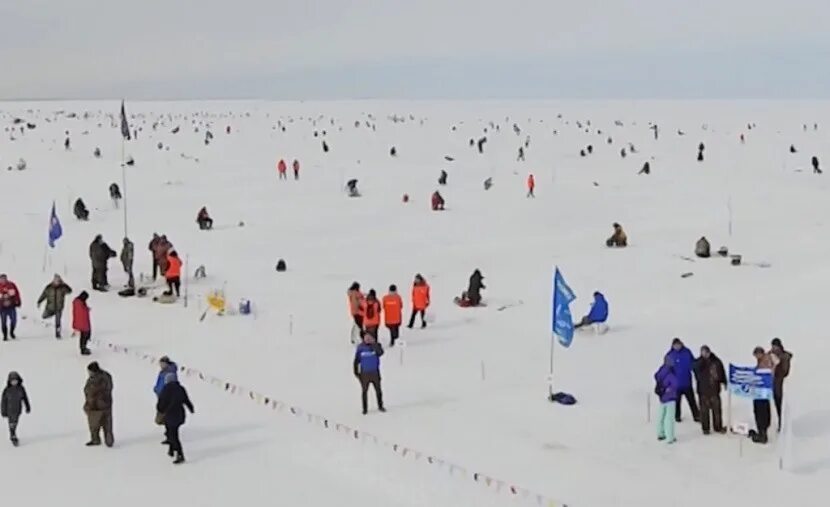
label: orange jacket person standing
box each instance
[382,285,403,346]
[277,159,287,180]
[408,274,430,329]
[361,290,382,339]
[347,282,365,344]
[527,173,535,198]
[165,251,183,298]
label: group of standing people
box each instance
[654,337,792,445]
[347,274,431,347]
[276,158,301,180]
[148,233,182,298]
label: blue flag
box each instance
[48,201,62,248]
[552,268,576,347]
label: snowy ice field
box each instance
[1,100,829,507]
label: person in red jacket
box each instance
[292,159,300,180]
[72,291,92,355]
[431,191,445,211]
[164,251,183,298]
[408,274,430,329]
[382,285,403,346]
[277,159,287,180]
[0,274,22,341]
[527,173,535,198]
[360,290,382,339]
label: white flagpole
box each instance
[549,268,557,398]
[121,137,128,239]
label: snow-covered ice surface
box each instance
[1,100,829,507]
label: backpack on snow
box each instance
[548,392,577,405]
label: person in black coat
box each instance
[466,269,485,306]
[1,371,30,446]
[156,373,194,464]
[74,198,90,221]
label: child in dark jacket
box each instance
[1,371,31,446]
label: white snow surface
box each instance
[0,100,829,507]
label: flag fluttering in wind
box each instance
[120,100,131,140]
[552,268,576,348]
[48,201,63,248]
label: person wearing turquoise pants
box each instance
[655,357,679,443]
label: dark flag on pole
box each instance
[120,100,131,140]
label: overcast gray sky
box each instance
[2,0,828,100]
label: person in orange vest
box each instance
[347,282,365,344]
[164,251,183,297]
[527,173,535,198]
[277,159,287,180]
[382,285,403,346]
[361,290,382,339]
[407,274,430,329]
[292,159,300,180]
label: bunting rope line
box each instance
[90,338,568,507]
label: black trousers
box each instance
[79,331,91,353]
[675,387,699,421]
[387,324,400,345]
[152,258,159,280]
[365,325,378,339]
[359,372,383,413]
[166,277,181,297]
[699,393,724,432]
[408,309,426,328]
[754,399,771,438]
[353,315,363,329]
[773,383,784,430]
[165,422,183,456]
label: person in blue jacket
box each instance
[353,332,385,415]
[574,292,609,329]
[665,338,699,423]
[154,356,178,444]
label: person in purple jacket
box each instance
[654,356,679,443]
[666,338,700,423]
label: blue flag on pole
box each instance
[552,268,576,348]
[48,201,62,248]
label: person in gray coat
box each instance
[1,371,30,446]
[120,238,135,288]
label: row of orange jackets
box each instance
[347,283,430,327]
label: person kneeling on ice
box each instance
[695,236,711,258]
[346,179,360,197]
[196,207,213,230]
[431,191,445,211]
[654,357,679,444]
[1,371,30,446]
[574,292,608,330]
[74,198,90,221]
[353,332,385,415]
[108,183,122,208]
[606,222,628,247]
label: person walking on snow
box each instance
[361,290,382,339]
[37,275,72,338]
[154,357,178,443]
[156,373,194,464]
[277,159,287,180]
[83,361,114,447]
[164,251,182,298]
[654,356,679,443]
[693,345,726,434]
[666,338,699,423]
[527,173,535,198]
[574,292,608,329]
[1,371,30,446]
[353,332,385,415]
[292,159,300,180]
[770,338,792,432]
[347,282,365,344]
[0,274,22,341]
[408,274,430,329]
[72,291,92,356]
[382,285,403,347]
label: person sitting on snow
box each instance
[73,198,90,221]
[574,292,609,329]
[606,222,627,247]
[346,179,360,197]
[695,237,711,258]
[483,177,493,191]
[438,170,448,186]
[431,191,445,211]
[196,207,213,230]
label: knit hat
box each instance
[771,338,783,348]
[87,361,101,373]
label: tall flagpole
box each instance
[122,138,128,239]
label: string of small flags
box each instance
[90,339,568,507]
